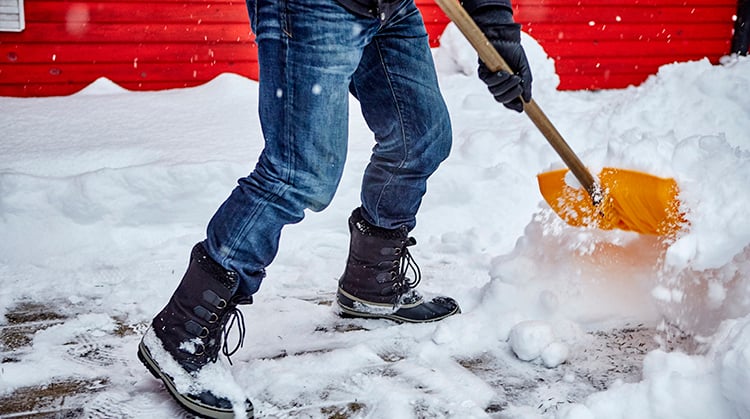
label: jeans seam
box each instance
[280,0,292,38]
[371,38,409,227]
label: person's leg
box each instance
[732,0,750,55]
[139,1,381,416]
[351,1,452,230]
[337,0,459,323]
[205,0,379,294]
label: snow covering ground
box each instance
[1,24,750,418]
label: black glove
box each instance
[470,6,532,112]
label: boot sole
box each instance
[137,340,254,419]
[337,291,460,324]
[338,303,459,323]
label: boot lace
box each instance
[218,304,246,365]
[392,237,421,295]
[200,299,247,366]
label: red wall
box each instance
[0,0,736,97]
[515,0,736,90]
[0,0,259,97]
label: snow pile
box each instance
[509,320,569,368]
[0,23,749,418]
[561,316,750,419]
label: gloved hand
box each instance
[470,6,532,112]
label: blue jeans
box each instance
[204,0,452,294]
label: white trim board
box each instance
[0,0,24,32]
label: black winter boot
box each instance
[137,242,254,419]
[337,208,460,323]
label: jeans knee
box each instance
[303,181,338,212]
[437,110,453,158]
[424,105,452,168]
[296,160,346,212]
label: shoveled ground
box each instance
[0,298,693,419]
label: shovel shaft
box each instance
[524,101,600,200]
[434,0,600,200]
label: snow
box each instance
[1,23,750,418]
[507,320,569,368]
[141,327,251,417]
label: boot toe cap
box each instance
[392,295,461,323]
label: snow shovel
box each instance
[434,0,685,236]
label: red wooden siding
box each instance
[512,0,736,90]
[0,0,258,96]
[0,0,737,97]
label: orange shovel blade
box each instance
[537,168,685,236]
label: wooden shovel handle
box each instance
[434,0,600,200]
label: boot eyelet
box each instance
[199,327,209,338]
[194,344,205,356]
[208,313,219,323]
[217,299,227,309]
